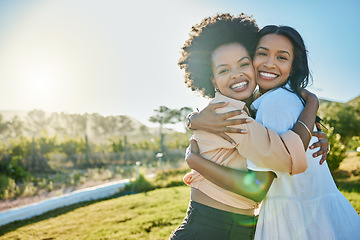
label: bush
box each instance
[326,126,348,171]
[348,136,360,151]
[124,173,155,193]
[0,174,20,200]
[7,156,31,181]
[153,167,188,188]
[21,182,38,197]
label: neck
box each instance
[244,96,254,108]
[259,88,269,95]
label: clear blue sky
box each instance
[0,0,359,129]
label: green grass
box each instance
[0,186,190,239]
[334,152,360,214]
[0,154,359,239]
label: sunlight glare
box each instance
[27,64,58,95]
[34,78,47,91]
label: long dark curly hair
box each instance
[178,13,259,98]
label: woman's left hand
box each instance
[309,123,329,165]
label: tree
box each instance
[319,101,360,145]
[149,106,193,135]
[91,113,117,140]
[0,114,9,138]
[117,115,134,136]
[149,106,175,132]
[324,126,347,172]
[7,116,24,139]
[49,112,67,137]
[318,100,360,171]
[25,109,49,137]
[38,137,57,157]
[24,110,50,172]
[69,113,88,137]
[139,124,151,138]
[149,106,179,153]
[58,138,86,167]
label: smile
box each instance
[230,81,248,90]
[259,71,279,79]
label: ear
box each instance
[211,77,218,90]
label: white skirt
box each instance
[254,144,360,240]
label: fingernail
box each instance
[241,129,247,133]
[309,145,314,149]
[232,142,237,146]
[246,118,253,122]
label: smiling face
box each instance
[253,34,294,94]
[211,42,256,102]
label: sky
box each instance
[0,0,359,131]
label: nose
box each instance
[231,72,243,79]
[264,57,275,68]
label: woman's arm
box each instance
[291,89,319,149]
[190,97,306,174]
[190,90,329,159]
[188,102,251,144]
[186,139,275,202]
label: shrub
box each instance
[0,174,20,200]
[21,182,38,197]
[124,173,155,193]
[0,156,31,182]
[326,126,348,171]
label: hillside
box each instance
[0,110,178,143]
[348,95,360,104]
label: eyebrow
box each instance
[257,46,291,57]
[215,56,250,70]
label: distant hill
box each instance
[318,95,359,105]
[319,98,336,105]
[348,95,360,104]
[0,110,29,122]
[0,110,177,142]
[2,94,359,137]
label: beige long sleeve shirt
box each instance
[184,93,307,210]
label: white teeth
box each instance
[260,72,278,78]
[231,81,248,89]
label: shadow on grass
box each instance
[336,178,360,193]
[0,191,134,236]
[332,169,360,194]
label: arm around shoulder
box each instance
[292,89,319,149]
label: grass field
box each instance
[0,153,359,239]
[0,186,190,239]
[333,152,360,213]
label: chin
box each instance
[233,93,252,101]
